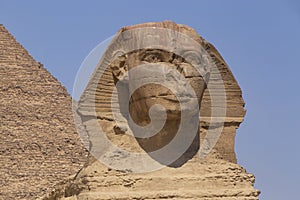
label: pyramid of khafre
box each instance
[0,25,88,199]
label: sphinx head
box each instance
[77,21,243,171]
[109,21,210,166]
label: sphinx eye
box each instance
[142,53,163,63]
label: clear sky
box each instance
[1,1,300,199]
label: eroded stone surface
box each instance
[41,158,259,200]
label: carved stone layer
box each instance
[41,158,259,200]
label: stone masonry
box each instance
[0,25,88,199]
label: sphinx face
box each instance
[111,49,207,161]
[126,49,206,123]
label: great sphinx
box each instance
[42,21,259,199]
[77,20,242,168]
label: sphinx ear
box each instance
[110,52,128,84]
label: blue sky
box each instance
[1,1,300,199]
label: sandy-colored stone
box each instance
[0,21,258,199]
[78,21,246,164]
[42,21,259,199]
[0,25,88,199]
[41,158,259,200]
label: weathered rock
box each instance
[0,25,88,199]
[41,158,260,200]
[42,21,259,199]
